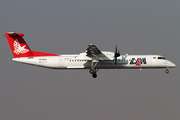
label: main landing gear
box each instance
[89,69,98,78]
[89,61,99,78]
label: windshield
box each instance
[158,57,166,60]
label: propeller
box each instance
[114,45,120,65]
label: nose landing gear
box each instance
[165,68,169,74]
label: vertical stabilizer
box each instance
[4,32,33,58]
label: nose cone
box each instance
[169,61,176,68]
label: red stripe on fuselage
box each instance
[32,51,61,57]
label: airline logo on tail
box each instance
[13,41,29,54]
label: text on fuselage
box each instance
[130,58,146,64]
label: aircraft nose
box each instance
[169,61,176,68]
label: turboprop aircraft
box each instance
[4,32,176,78]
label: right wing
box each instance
[76,44,113,61]
[86,44,101,56]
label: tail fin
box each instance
[4,32,34,58]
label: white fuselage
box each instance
[12,51,176,70]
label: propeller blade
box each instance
[114,45,120,65]
[115,45,117,53]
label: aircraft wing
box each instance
[76,44,113,60]
[82,44,112,60]
[86,44,102,56]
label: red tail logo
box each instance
[13,41,29,54]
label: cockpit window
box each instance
[158,57,166,60]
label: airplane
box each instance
[4,32,176,78]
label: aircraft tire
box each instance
[165,69,169,74]
[92,73,97,78]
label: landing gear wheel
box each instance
[165,69,169,74]
[89,69,95,74]
[92,73,97,78]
